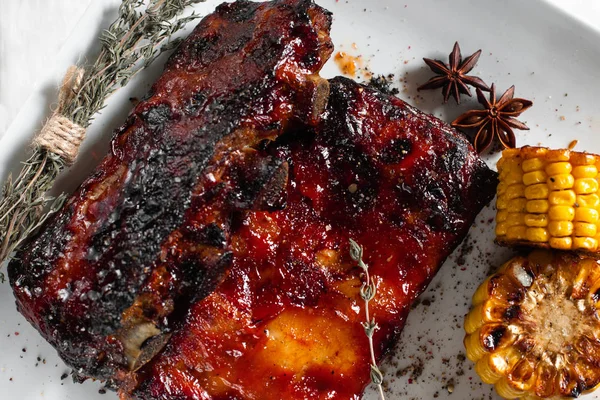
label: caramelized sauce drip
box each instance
[334,51,361,77]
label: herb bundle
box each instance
[0,0,205,280]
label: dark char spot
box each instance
[380,138,412,164]
[483,326,506,351]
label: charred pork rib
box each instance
[9,0,332,382]
[124,77,497,399]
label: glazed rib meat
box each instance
[124,77,497,399]
[8,0,332,383]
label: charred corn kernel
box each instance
[508,198,527,212]
[497,196,508,210]
[496,223,508,237]
[464,330,488,361]
[549,237,572,250]
[522,158,544,173]
[548,205,575,221]
[505,184,525,200]
[548,221,573,237]
[481,346,523,384]
[545,162,572,176]
[497,210,509,223]
[574,237,598,251]
[575,207,599,223]
[526,228,549,242]
[573,165,598,179]
[472,277,492,306]
[549,190,576,206]
[524,214,548,227]
[464,304,486,334]
[503,148,524,158]
[506,226,527,240]
[547,174,575,190]
[505,213,526,227]
[589,279,600,307]
[496,378,526,399]
[574,178,599,194]
[523,171,547,186]
[575,222,598,237]
[546,149,571,161]
[526,200,549,214]
[524,184,548,200]
[475,355,504,385]
[577,194,600,208]
[496,146,600,254]
[497,182,508,195]
[571,152,597,166]
[572,259,600,298]
[464,252,600,399]
[546,149,571,162]
[505,172,523,185]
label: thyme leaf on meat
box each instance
[349,239,387,400]
[0,0,205,276]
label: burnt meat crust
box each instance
[9,0,333,381]
[123,77,497,399]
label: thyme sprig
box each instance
[349,239,386,400]
[0,0,205,279]
[65,0,205,128]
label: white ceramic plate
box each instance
[2,0,600,399]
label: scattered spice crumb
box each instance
[455,234,474,266]
[366,74,399,96]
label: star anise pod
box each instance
[418,42,490,104]
[451,84,533,153]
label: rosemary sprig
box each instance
[349,239,386,400]
[0,0,205,279]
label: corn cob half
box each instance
[496,146,600,254]
[464,250,600,399]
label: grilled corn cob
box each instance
[464,250,600,399]
[496,146,600,254]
